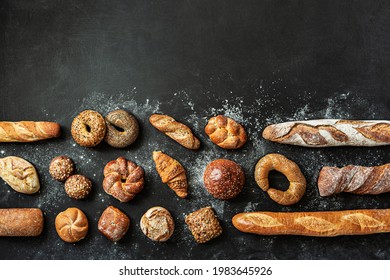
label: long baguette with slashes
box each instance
[232,209,390,237]
[262,119,390,147]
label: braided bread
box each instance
[152,151,188,198]
[318,163,390,196]
[232,209,390,237]
[0,121,61,142]
[149,114,200,150]
[103,157,144,202]
[205,115,247,149]
[262,119,390,147]
[0,156,40,194]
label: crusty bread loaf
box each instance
[232,209,390,237]
[318,163,390,196]
[149,114,200,150]
[0,208,44,237]
[0,156,40,194]
[0,121,61,142]
[262,119,390,147]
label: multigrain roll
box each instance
[185,207,222,243]
[203,159,245,200]
[49,156,75,182]
[64,174,92,200]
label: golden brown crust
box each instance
[232,209,390,237]
[185,207,222,243]
[103,157,144,202]
[0,121,61,142]
[0,208,44,237]
[149,114,200,150]
[203,159,245,199]
[254,153,306,205]
[71,110,106,147]
[55,207,88,243]
[205,115,247,149]
[152,151,188,198]
[140,206,174,242]
[0,156,40,194]
[98,206,130,242]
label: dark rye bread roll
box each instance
[262,119,390,147]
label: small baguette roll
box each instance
[0,208,44,237]
[0,121,61,142]
[232,209,390,237]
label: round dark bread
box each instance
[203,159,245,200]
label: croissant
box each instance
[152,151,188,198]
[103,157,144,202]
[149,114,200,150]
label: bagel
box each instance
[254,153,306,205]
[71,110,106,147]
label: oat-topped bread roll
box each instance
[149,114,200,150]
[262,119,390,147]
[318,163,390,196]
[0,121,61,142]
[232,209,390,237]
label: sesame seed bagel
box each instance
[71,110,106,147]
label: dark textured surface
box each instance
[1,0,390,260]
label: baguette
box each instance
[0,208,44,237]
[149,114,200,150]
[232,209,390,237]
[262,119,390,147]
[317,163,390,196]
[0,121,61,142]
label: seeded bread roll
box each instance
[262,119,390,147]
[185,207,222,243]
[232,209,390,237]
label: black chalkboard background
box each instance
[1,0,390,260]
